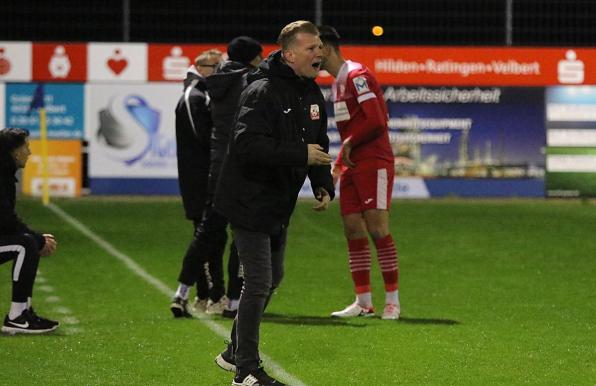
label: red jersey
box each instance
[333,60,393,168]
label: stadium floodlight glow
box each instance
[372,25,384,37]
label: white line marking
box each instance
[45,296,61,303]
[38,285,54,293]
[53,306,72,314]
[47,203,307,386]
[36,277,47,283]
[63,316,80,325]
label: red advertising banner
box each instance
[5,41,595,86]
[317,46,595,86]
[32,43,87,82]
[148,44,278,81]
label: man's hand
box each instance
[341,140,356,168]
[307,144,332,166]
[40,234,57,257]
[332,162,342,187]
[313,187,330,211]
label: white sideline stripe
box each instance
[47,203,307,386]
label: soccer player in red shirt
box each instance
[318,25,400,320]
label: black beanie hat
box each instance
[227,36,263,65]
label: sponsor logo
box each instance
[48,45,71,79]
[364,198,373,204]
[8,320,29,328]
[96,94,174,166]
[106,49,128,75]
[310,104,320,120]
[558,50,584,84]
[353,76,370,94]
[283,108,292,114]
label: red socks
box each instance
[348,238,371,294]
[374,235,399,292]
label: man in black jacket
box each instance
[170,49,223,317]
[214,21,334,386]
[202,36,263,318]
[0,128,59,334]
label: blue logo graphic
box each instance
[97,94,162,165]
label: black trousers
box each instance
[0,234,41,303]
[230,226,287,371]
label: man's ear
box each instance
[282,48,294,63]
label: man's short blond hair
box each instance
[194,49,223,66]
[277,20,319,50]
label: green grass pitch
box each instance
[1,197,595,385]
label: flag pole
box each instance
[39,106,50,205]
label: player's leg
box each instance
[1,234,58,334]
[224,241,243,318]
[360,166,400,320]
[199,208,229,315]
[331,173,375,318]
[171,219,209,317]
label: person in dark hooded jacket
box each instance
[200,36,263,318]
[170,49,223,318]
[213,21,334,386]
[0,127,59,334]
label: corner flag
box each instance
[29,84,50,205]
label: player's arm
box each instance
[187,92,213,145]
[345,73,387,148]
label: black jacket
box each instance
[0,155,45,248]
[205,60,251,197]
[175,69,212,220]
[215,50,335,235]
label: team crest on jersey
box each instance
[353,76,370,95]
[310,104,320,120]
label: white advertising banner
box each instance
[0,83,4,127]
[85,83,181,178]
[0,42,32,81]
[87,43,147,82]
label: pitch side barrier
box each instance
[1,42,595,197]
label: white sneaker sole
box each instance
[215,354,236,372]
[1,325,58,334]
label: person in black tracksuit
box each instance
[0,128,59,334]
[213,21,334,386]
[203,36,263,318]
[170,49,223,317]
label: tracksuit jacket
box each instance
[215,50,335,235]
[175,69,212,220]
[0,157,45,248]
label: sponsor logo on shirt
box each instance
[353,76,370,95]
[310,104,320,120]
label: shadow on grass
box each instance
[262,312,367,327]
[398,316,460,325]
[260,313,459,326]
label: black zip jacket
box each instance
[0,155,45,248]
[205,60,251,197]
[214,50,335,235]
[175,69,212,220]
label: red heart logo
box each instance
[107,57,128,75]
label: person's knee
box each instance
[243,275,272,298]
[368,227,389,240]
[22,234,40,256]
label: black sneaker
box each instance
[170,296,191,318]
[232,367,285,386]
[29,307,60,328]
[1,309,59,335]
[215,341,236,372]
